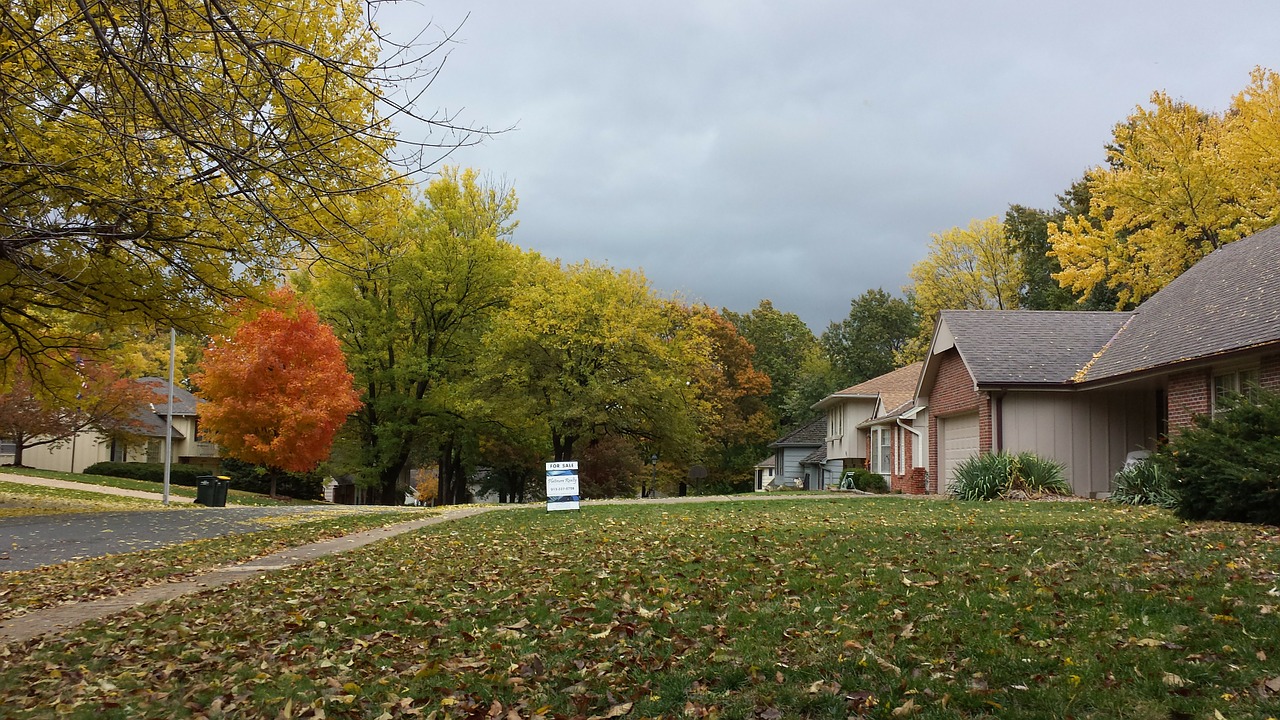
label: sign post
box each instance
[545,461,580,511]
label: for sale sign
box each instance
[545,461,580,511]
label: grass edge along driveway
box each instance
[2,498,1279,719]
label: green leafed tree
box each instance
[820,288,918,388]
[297,167,521,504]
[480,260,697,464]
[722,299,816,427]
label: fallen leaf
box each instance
[891,698,919,716]
[604,702,632,718]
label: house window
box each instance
[1213,368,1260,415]
[871,427,892,475]
[0,438,15,455]
[828,409,842,437]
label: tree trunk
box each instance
[551,431,577,463]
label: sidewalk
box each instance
[0,506,499,644]
[0,470,195,504]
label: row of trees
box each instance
[293,169,775,502]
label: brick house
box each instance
[811,362,924,492]
[917,225,1280,496]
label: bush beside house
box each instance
[1163,390,1280,525]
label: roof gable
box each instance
[1083,226,1280,381]
[813,361,923,411]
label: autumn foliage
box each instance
[195,290,361,473]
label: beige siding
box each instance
[1001,390,1157,497]
[939,413,980,491]
[826,398,877,462]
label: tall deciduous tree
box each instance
[820,288,918,388]
[194,290,361,491]
[678,305,774,490]
[0,0,482,378]
[481,260,696,463]
[722,300,816,427]
[1049,68,1280,307]
[299,168,521,503]
[0,360,156,467]
[901,216,1023,361]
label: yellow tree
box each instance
[901,216,1023,361]
[0,0,479,379]
[1049,68,1280,307]
[480,259,698,464]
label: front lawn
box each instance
[0,468,318,506]
[2,498,1278,719]
[0,479,166,516]
[0,508,435,620]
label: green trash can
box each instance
[196,475,231,507]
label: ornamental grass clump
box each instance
[1110,458,1177,508]
[951,451,1069,501]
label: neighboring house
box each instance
[19,377,219,474]
[859,399,928,493]
[812,362,925,492]
[918,225,1280,496]
[752,454,777,491]
[765,416,839,490]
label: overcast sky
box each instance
[375,1,1280,332]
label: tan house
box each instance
[17,377,219,474]
[811,362,925,491]
[917,225,1280,496]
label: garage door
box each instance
[940,413,980,492]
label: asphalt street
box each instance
[0,506,346,572]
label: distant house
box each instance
[18,377,219,474]
[917,225,1280,496]
[812,362,925,492]
[765,416,839,490]
[752,454,777,491]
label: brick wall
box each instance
[890,425,931,491]
[1167,369,1210,433]
[1261,354,1280,391]
[925,349,989,493]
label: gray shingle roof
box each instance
[139,377,201,416]
[769,415,826,448]
[1083,226,1280,381]
[801,446,828,464]
[939,310,1131,385]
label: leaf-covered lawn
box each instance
[0,509,434,620]
[2,498,1279,719]
[0,480,166,516]
[0,468,317,506]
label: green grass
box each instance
[0,467,318,506]
[0,508,437,620]
[0,479,168,515]
[2,498,1279,719]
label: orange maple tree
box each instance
[195,290,362,478]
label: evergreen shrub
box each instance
[1163,390,1280,525]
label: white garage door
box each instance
[940,413,980,492]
